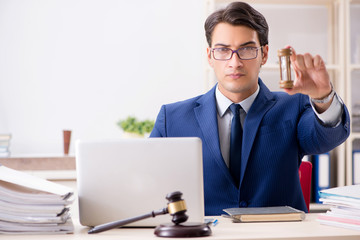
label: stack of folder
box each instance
[317,184,360,231]
[0,164,74,234]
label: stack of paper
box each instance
[0,134,11,158]
[0,164,74,234]
[317,184,360,231]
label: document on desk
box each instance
[318,184,360,231]
[319,184,360,200]
[0,164,74,234]
[223,206,305,223]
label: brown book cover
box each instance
[223,206,305,223]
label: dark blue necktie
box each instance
[229,103,243,188]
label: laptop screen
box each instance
[75,137,204,227]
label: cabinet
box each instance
[204,0,350,187]
[345,0,360,185]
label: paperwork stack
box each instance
[317,184,360,231]
[0,164,74,234]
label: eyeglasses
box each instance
[211,46,262,61]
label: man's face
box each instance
[207,23,268,102]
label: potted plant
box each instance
[117,116,155,138]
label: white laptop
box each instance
[75,137,204,227]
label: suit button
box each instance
[239,201,248,207]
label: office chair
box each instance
[299,161,312,212]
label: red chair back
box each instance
[299,161,312,212]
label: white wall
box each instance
[0,0,206,155]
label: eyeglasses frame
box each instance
[211,46,263,61]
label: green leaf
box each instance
[117,116,154,135]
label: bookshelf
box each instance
[345,0,360,185]
[204,0,348,189]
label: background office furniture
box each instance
[299,161,313,212]
[346,1,360,186]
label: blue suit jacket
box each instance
[150,79,350,215]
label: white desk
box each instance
[3,214,360,240]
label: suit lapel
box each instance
[240,79,276,187]
[194,86,231,177]
[194,81,277,188]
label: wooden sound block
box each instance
[154,222,212,238]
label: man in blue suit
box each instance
[150,2,350,215]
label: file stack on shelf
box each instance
[317,184,360,231]
[353,140,360,185]
[0,134,11,158]
[352,103,360,132]
[0,164,74,234]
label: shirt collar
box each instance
[215,84,260,117]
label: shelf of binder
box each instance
[353,150,360,185]
[312,153,331,204]
[0,134,11,158]
[352,103,360,133]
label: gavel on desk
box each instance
[88,191,211,238]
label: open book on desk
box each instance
[223,206,305,223]
[0,164,74,234]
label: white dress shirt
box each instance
[215,84,343,167]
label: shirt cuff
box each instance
[309,93,343,127]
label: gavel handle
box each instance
[88,207,168,234]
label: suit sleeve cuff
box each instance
[309,93,344,127]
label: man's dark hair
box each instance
[204,2,269,47]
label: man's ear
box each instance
[261,45,269,66]
[207,47,214,68]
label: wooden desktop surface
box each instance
[3,214,360,240]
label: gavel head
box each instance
[166,191,189,225]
